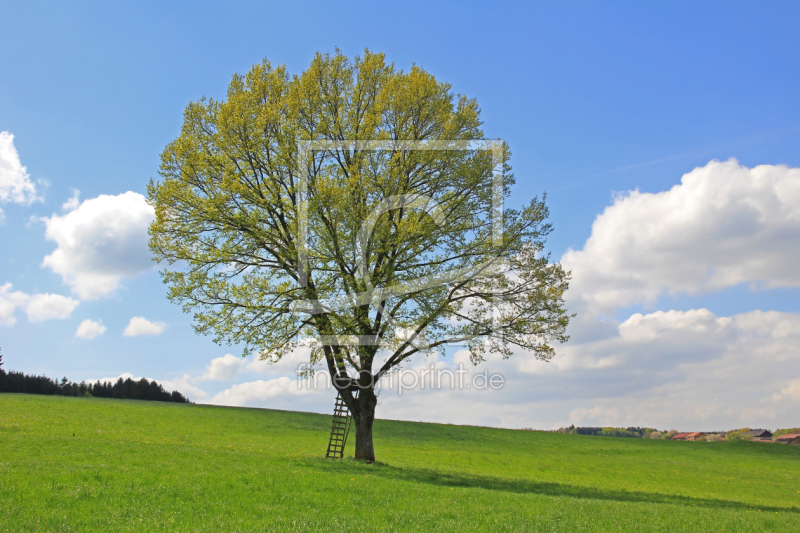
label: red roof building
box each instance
[776,433,800,443]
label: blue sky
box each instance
[2,1,800,430]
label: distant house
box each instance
[787,437,800,446]
[748,429,773,441]
[776,433,800,444]
[672,432,705,441]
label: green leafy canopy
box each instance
[148,49,571,386]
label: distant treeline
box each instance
[556,426,659,438]
[0,352,190,404]
[554,425,800,441]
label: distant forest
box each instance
[0,349,190,403]
[555,426,658,438]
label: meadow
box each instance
[1,394,798,532]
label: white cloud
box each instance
[207,377,318,407]
[84,372,140,385]
[41,191,155,299]
[562,159,800,317]
[75,319,106,339]
[569,406,621,426]
[0,131,39,220]
[25,293,80,322]
[514,308,734,376]
[246,344,315,375]
[197,354,245,381]
[0,283,29,326]
[122,316,166,337]
[61,189,80,211]
[363,308,800,430]
[528,308,800,430]
[772,379,800,403]
[0,283,78,326]
[159,374,209,400]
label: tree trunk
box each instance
[353,387,377,462]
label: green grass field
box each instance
[1,394,799,532]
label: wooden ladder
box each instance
[326,391,356,459]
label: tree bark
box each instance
[353,387,377,462]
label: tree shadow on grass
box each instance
[302,458,800,515]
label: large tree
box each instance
[148,50,571,462]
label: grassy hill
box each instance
[1,394,798,531]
